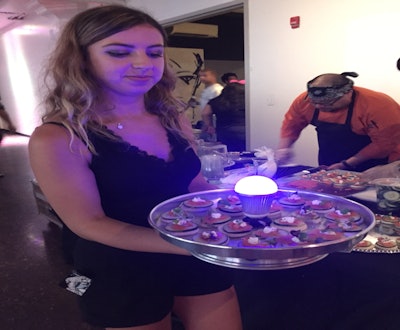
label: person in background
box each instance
[221,72,238,85]
[275,72,400,172]
[28,5,242,330]
[220,72,245,86]
[0,98,17,177]
[198,68,224,112]
[196,68,224,141]
[201,82,246,151]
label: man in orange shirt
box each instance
[275,72,400,172]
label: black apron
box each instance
[310,92,387,172]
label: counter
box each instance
[231,165,400,330]
[234,251,399,330]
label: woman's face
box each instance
[87,24,165,100]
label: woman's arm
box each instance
[29,124,189,255]
[188,170,218,192]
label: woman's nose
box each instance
[130,52,151,69]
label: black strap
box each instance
[344,91,356,125]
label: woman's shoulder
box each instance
[29,122,84,153]
[31,122,68,141]
[30,123,92,164]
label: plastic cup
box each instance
[371,178,400,212]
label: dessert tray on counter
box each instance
[149,188,375,270]
[352,214,400,253]
[276,169,368,197]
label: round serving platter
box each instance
[148,188,375,270]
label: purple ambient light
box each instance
[234,175,278,196]
[234,176,279,218]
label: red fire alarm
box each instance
[290,16,300,29]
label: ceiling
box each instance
[168,11,244,61]
[0,0,126,33]
[0,0,243,61]
[0,0,30,32]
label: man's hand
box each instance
[205,126,216,135]
[361,161,400,181]
[274,148,294,165]
[327,162,346,170]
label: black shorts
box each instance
[72,240,234,328]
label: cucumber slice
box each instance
[383,190,400,202]
[378,201,389,209]
[385,200,400,208]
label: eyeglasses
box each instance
[308,95,342,106]
[306,80,351,106]
[305,92,343,105]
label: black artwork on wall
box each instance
[167,12,244,61]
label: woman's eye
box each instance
[148,51,164,58]
[104,49,164,59]
[106,50,130,58]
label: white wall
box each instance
[1,0,400,168]
[248,0,400,166]
[126,0,243,24]
[0,15,60,134]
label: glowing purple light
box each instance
[234,175,278,196]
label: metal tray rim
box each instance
[149,188,376,268]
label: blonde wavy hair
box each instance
[42,5,191,153]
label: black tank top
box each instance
[87,128,200,227]
[45,122,200,227]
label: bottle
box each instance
[210,114,217,142]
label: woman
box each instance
[201,82,246,151]
[29,5,242,330]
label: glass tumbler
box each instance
[200,154,225,182]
